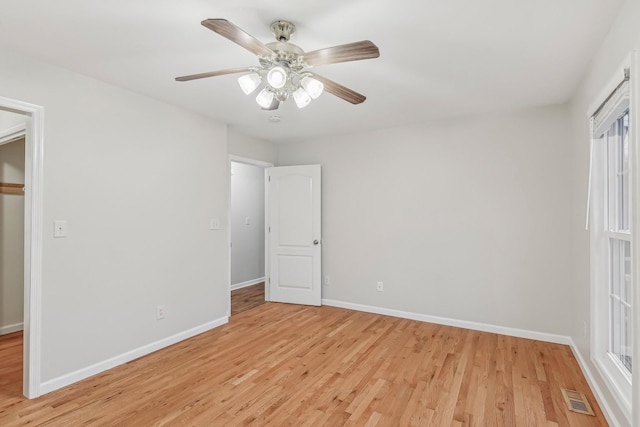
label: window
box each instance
[589,67,633,416]
[605,110,632,378]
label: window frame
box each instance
[605,113,633,380]
[588,56,636,423]
[591,120,632,415]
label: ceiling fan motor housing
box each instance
[263,42,305,70]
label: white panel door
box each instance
[267,165,321,306]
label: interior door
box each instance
[267,165,321,306]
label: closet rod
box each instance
[0,182,24,195]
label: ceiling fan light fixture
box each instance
[256,87,275,109]
[293,87,311,108]
[301,76,324,99]
[267,66,288,89]
[238,73,261,95]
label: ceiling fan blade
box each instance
[303,40,379,67]
[201,19,274,57]
[175,67,252,82]
[308,73,366,104]
[262,99,280,111]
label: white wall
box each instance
[228,128,277,164]
[277,105,573,335]
[568,1,640,426]
[0,135,25,334]
[0,47,229,386]
[230,162,265,287]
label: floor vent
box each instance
[561,388,595,416]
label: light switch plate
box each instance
[210,218,221,230]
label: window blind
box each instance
[586,68,630,230]
[592,69,630,138]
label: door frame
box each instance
[0,122,26,145]
[228,155,273,315]
[0,95,44,398]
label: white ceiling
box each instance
[0,0,624,143]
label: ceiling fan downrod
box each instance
[270,20,296,42]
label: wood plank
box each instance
[0,304,609,426]
[231,282,265,315]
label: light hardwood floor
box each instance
[0,303,607,426]
[231,282,265,315]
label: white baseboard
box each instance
[231,277,265,291]
[322,299,572,345]
[0,322,24,335]
[39,316,228,395]
[568,338,626,427]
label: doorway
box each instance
[0,95,44,399]
[0,118,25,397]
[228,155,272,316]
[0,114,26,335]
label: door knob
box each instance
[313,240,319,245]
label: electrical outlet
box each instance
[156,305,165,320]
[324,275,330,286]
[376,281,384,292]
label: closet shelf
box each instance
[0,182,24,195]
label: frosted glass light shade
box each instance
[293,87,311,108]
[238,73,261,95]
[256,88,275,109]
[301,76,324,99]
[267,66,288,89]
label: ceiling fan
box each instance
[175,19,380,110]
